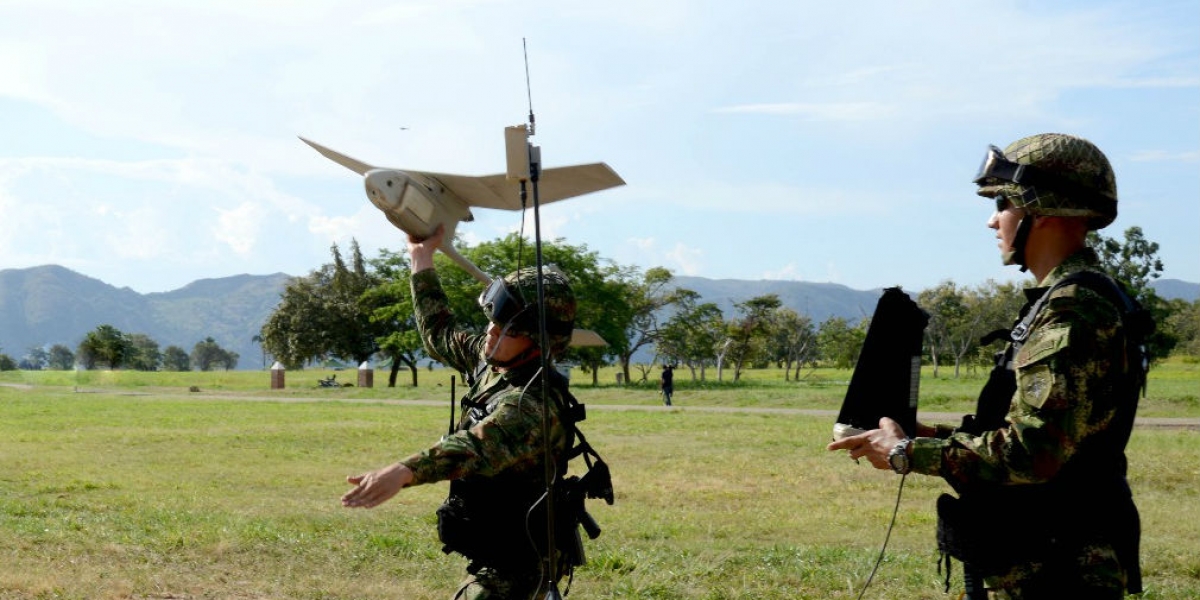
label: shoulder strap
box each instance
[1011,270,1152,395]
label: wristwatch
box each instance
[887,438,913,475]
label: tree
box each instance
[918,281,964,377]
[919,280,1024,378]
[191,337,238,371]
[1164,298,1200,357]
[363,248,425,387]
[0,353,16,371]
[251,334,268,369]
[1089,226,1163,301]
[612,266,679,384]
[817,316,868,369]
[47,344,75,370]
[657,289,725,381]
[1089,226,1177,360]
[726,294,782,382]
[260,240,386,369]
[767,307,818,382]
[162,345,191,371]
[125,334,162,371]
[20,346,48,370]
[77,324,133,370]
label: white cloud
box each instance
[761,264,803,281]
[214,202,268,255]
[666,242,704,276]
[629,237,656,251]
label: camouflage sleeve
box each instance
[399,386,569,486]
[410,268,485,374]
[912,284,1126,486]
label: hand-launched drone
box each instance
[298,135,625,284]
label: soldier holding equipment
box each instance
[829,133,1149,599]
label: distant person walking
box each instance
[660,364,674,406]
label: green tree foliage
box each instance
[162,345,191,372]
[362,248,424,387]
[1088,226,1175,360]
[919,280,1024,378]
[0,353,16,371]
[190,337,239,371]
[767,307,818,382]
[77,324,134,370]
[47,344,75,370]
[1164,298,1200,357]
[613,266,679,384]
[1089,226,1163,300]
[657,289,726,381]
[726,294,782,382]
[125,334,162,372]
[260,240,385,369]
[20,347,48,370]
[817,316,868,369]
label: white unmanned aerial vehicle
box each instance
[299,134,624,284]
[300,131,623,347]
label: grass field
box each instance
[1,361,1198,599]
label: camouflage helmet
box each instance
[477,265,576,358]
[974,133,1118,230]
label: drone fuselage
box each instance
[363,169,473,241]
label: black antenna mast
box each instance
[514,38,562,600]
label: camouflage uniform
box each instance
[401,269,570,600]
[911,248,1140,598]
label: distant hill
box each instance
[670,276,885,323]
[0,265,291,369]
[1150,278,1200,302]
[2,265,1195,370]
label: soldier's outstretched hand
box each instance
[342,462,414,509]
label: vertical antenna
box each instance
[523,37,536,136]
[519,38,561,600]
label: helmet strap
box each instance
[1004,214,1034,272]
[483,318,543,369]
[486,345,541,369]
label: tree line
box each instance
[0,327,239,372]
[251,226,1199,388]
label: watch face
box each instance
[889,443,910,473]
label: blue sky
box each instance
[1,0,1196,295]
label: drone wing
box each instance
[298,136,376,175]
[425,163,625,210]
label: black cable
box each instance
[855,473,907,600]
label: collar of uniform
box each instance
[1023,246,1103,304]
[1035,247,1102,289]
[498,359,546,387]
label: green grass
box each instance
[1,361,1197,598]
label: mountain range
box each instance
[1,265,1196,369]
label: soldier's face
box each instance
[485,321,534,363]
[988,197,1024,257]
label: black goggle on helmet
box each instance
[973,133,1118,230]
[478,277,534,333]
[477,266,577,358]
